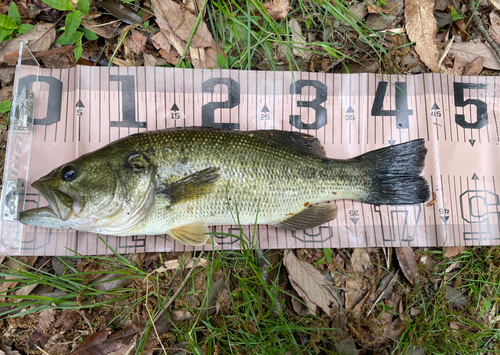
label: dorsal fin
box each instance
[246,130,326,158]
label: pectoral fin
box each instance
[168,221,211,246]
[158,167,220,205]
[273,204,338,230]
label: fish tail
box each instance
[357,139,430,205]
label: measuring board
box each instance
[1,59,499,256]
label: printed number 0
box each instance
[289,80,328,130]
[454,82,488,129]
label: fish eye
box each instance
[61,165,78,181]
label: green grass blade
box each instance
[41,0,75,12]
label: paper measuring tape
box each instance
[1,51,499,256]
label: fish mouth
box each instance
[19,181,74,224]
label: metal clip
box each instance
[12,87,34,133]
[2,179,26,221]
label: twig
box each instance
[469,0,500,61]
[80,310,94,334]
[438,35,456,67]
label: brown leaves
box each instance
[450,42,500,69]
[152,0,221,68]
[263,0,291,20]
[69,324,141,355]
[0,24,55,62]
[284,250,339,316]
[395,248,418,285]
[405,0,440,72]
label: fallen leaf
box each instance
[27,331,46,348]
[171,310,194,321]
[289,19,310,59]
[284,250,339,317]
[155,258,208,273]
[490,11,500,44]
[0,257,37,302]
[53,309,80,333]
[351,249,372,273]
[100,1,142,25]
[452,55,469,75]
[344,278,368,310]
[365,0,403,30]
[449,42,500,70]
[444,285,469,306]
[129,29,147,53]
[263,0,291,20]
[405,0,440,72]
[81,19,119,39]
[290,288,311,316]
[93,273,135,291]
[444,246,467,258]
[335,339,358,355]
[395,247,418,285]
[38,309,56,335]
[143,52,157,66]
[69,324,141,355]
[367,3,388,14]
[45,334,71,354]
[0,345,21,355]
[3,46,75,64]
[489,0,500,11]
[0,23,56,62]
[385,317,408,339]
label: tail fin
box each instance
[359,139,430,205]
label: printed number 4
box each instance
[371,82,413,129]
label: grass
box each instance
[206,0,396,72]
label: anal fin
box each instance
[273,204,338,230]
[168,221,210,246]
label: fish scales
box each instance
[19,127,430,246]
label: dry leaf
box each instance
[444,246,467,258]
[0,257,37,302]
[171,310,193,321]
[100,1,142,25]
[0,345,21,355]
[351,249,372,273]
[3,46,75,64]
[452,55,469,75]
[365,0,403,30]
[263,0,291,20]
[284,250,339,317]
[344,278,367,310]
[490,11,500,44]
[70,324,141,355]
[81,19,119,39]
[489,0,500,11]
[289,19,310,59]
[405,0,440,72]
[143,52,157,66]
[367,3,388,14]
[38,309,56,335]
[395,248,418,285]
[0,24,55,62]
[449,42,500,70]
[53,309,79,333]
[155,258,207,273]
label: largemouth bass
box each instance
[19,128,430,246]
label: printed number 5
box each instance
[454,82,488,129]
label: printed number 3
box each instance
[454,82,488,129]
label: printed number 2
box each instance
[202,78,240,129]
[371,82,412,129]
[454,82,488,129]
[289,80,327,130]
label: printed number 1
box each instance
[371,82,412,129]
[454,82,488,129]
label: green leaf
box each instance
[0,28,13,42]
[18,24,35,34]
[56,30,83,45]
[0,14,18,30]
[65,11,81,38]
[323,248,333,264]
[74,38,83,62]
[0,100,12,114]
[77,0,89,16]
[143,20,149,29]
[451,7,464,21]
[41,0,75,11]
[82,28,98,40]
[8,2,21,26]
